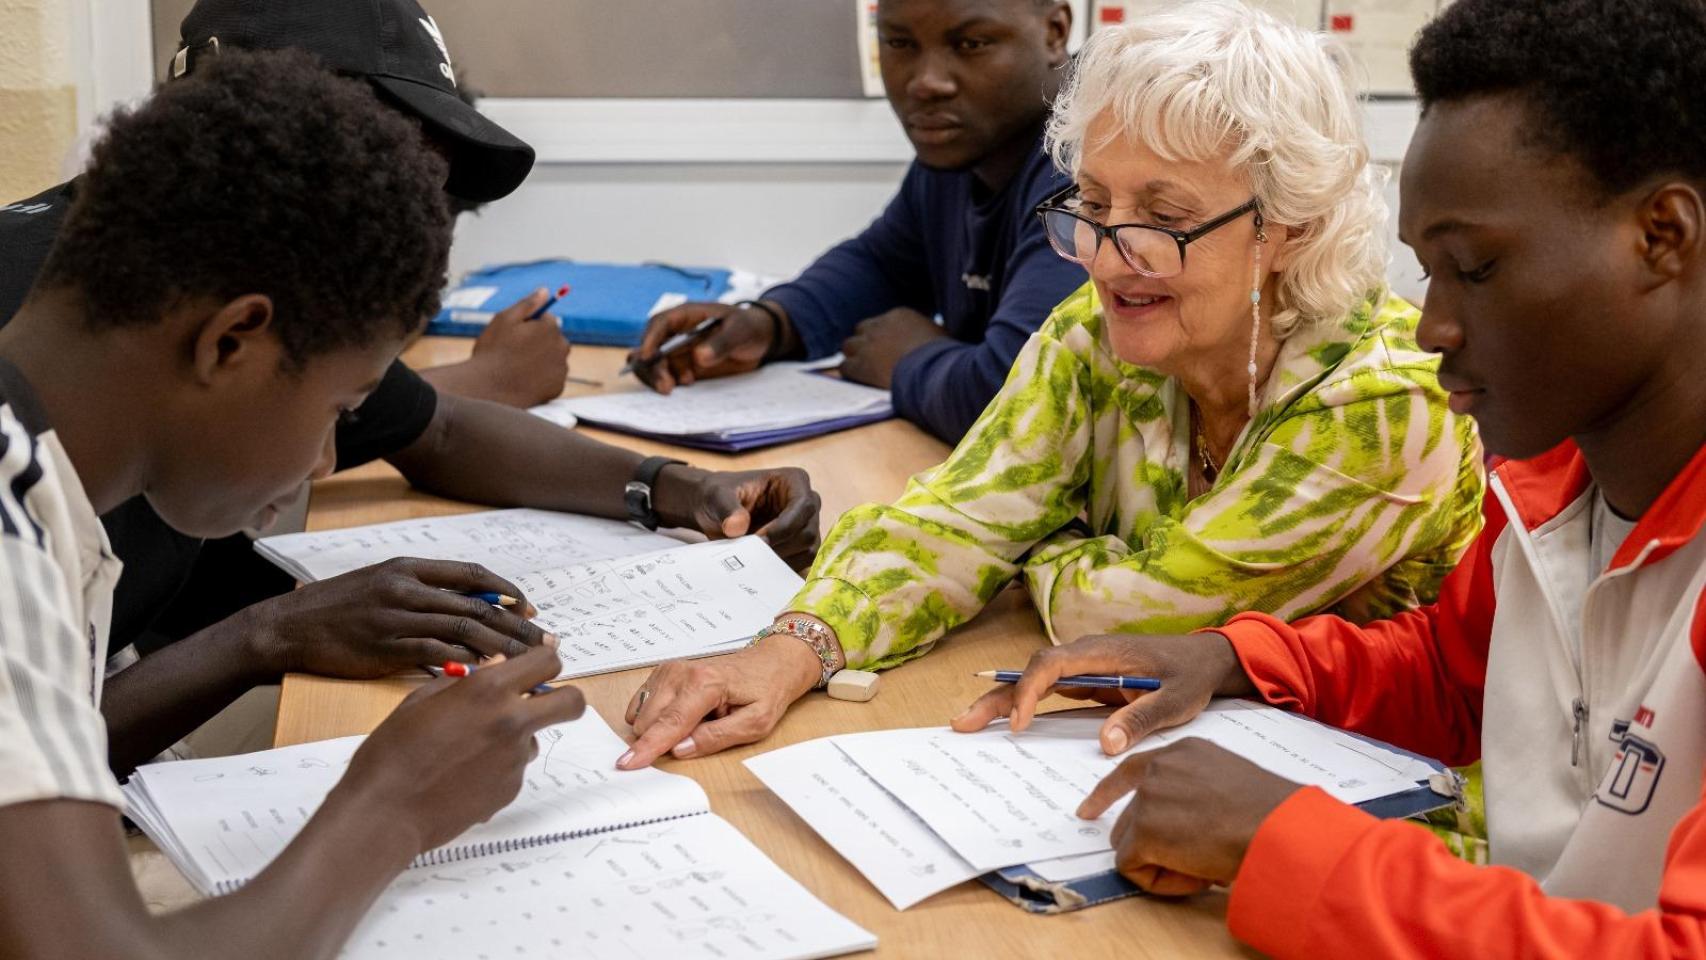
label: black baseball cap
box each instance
[173,0,535,203]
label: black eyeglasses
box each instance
[1034,185,1263,279]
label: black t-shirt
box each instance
[0,179,441,651]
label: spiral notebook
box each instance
[124,711,875,960]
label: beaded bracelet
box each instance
[750,616,841,689]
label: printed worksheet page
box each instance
[745,737,982,910]
[339,815,877,960]
[254,508,682,582]
[513,536,803,679]
[833,703,1432,871]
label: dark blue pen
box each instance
[463,591,520,607]
[976,670,1162,691]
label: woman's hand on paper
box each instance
[617,631,824,769]
[1076,738,1302,894]
[631,301,787,393]
[244,557,551,679]
[652,464,822,568]
[950,632,1254,756]
[336,644,586,852]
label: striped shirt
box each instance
[0,358,123,809]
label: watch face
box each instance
[624,480,657,529]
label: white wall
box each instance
[457,98,1428,304]
[451,161,908,281]
[75,20,1425,304]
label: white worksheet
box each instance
[515,537,804,679]
[255,508,683,583]
[339,816,876,960]
[745,738,983,910]
[537,361,892,439]
[834,703,1433,871]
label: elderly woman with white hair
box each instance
[619,0,1485,769]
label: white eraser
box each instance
[826,669,881,702]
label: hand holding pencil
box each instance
[951,632,1258,757]
[627,301,782,392]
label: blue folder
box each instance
[431,259,734,346]
[980,728,1461,913]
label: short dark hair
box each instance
[1409,0,1706,199]
[39,48,452,367]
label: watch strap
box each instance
[624,456,685,530]
[739,299,794,363]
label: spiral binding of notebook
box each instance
[409,809,707,868]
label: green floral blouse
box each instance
[790,282,1486,670]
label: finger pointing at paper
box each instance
[950,632,1257,755]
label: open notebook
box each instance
[747,701,1452,913]
[124,711,875,960]
[531,361,894,452]
[254,510,803,680]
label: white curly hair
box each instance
[1046,0,1388,336]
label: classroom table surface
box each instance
[141,339,1254,958]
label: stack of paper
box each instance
[255,510,803,680]
[746,701,1446,911]
[126,712,876,960]
[531,361,894,452]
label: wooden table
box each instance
[273,340,1252,959]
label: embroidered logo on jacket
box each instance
[1596,712,1665,816]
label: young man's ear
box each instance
[190,294,278,386]
[1637,182,1704,289]
[1043,1,1073,63]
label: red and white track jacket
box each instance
[1214,440,1706,958]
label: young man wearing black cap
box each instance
[630,0,1089,444]
[0,0,822,776]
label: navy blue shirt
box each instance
[763,128,1085,443]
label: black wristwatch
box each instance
[624,456,686,530]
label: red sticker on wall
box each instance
[1100,5,1126,23]
[1330,13,1355,31]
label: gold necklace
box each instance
[1191,405,1220,483]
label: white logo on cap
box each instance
[419,15,456,86]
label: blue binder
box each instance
[431,259,734,346]
[980,728,1461,914]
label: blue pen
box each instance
[463,591,521,607]
[975,670,1162,691]
[440,660,555,696]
